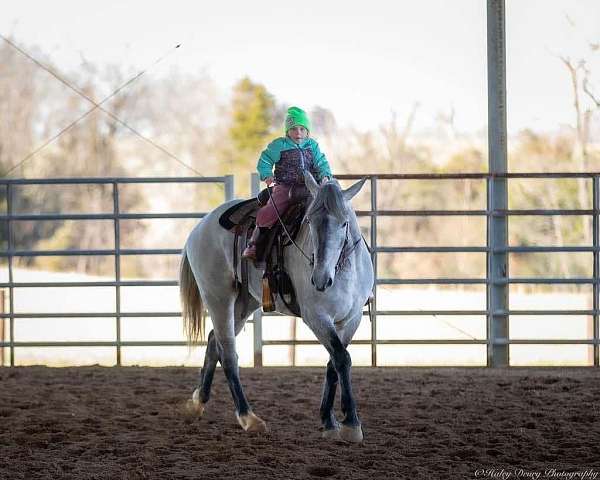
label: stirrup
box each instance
[262,277,275,312]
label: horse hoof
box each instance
[340,424,363,443]
[185,388,205,417]
[322,428,341,440]
[236,411,268,433]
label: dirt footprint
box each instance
[306,465,339,477]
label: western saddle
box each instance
[218,185,311,317]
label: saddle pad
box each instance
[218,198,259,231]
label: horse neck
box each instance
[297,217,312,250]
[296,204,363,256]
[347,208,362,242]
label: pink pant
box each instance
[256,184,293,228]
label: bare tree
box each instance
[560,56,593,246]
[558,14,600,247]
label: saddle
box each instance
[218,186,311,318]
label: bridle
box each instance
[333,222,363,273]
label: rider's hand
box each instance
[265,176,275,186]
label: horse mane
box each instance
[307,181,349,223]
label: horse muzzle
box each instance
[311,272,334,292]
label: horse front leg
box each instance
[320,359,341,438]
[329,333,363,443]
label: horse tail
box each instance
[180,249,205,345]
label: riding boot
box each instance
[242,226,263,260]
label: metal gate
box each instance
[0,176,234,367]
[1,173,598,367]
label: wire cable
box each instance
[0,36,202,177]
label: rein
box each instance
[266,184,313,265]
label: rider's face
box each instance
[287,126,308,144]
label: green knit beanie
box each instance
[284,106,311,133]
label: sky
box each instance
[2,0,599,134]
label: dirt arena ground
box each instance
[1,366,599,480]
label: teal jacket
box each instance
[257,137,332,183]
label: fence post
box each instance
[593,176,599,366]
[487,0,509,367]
[370,176,378,367]
[251,173,263,367]
[224,175,235,201]
[0,291,4,366]
[7,184,15,367]
[113,182,122,366]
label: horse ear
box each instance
[343,177,367,201]
[304,170,320,197]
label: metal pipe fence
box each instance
[253,172,600,368]
[0,176,234,366]
[1,172,599,367]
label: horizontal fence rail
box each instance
[1,172,599,367]
[0,176,234,366]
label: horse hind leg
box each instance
[187,291,260,420]
[216,336,267,433]
[210,297,266,433]
[234,290,260,330]
[187,329,219,417]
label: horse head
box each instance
[303,171,367,292]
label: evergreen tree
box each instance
[228,77,276,172]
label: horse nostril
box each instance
[312,275,333,292]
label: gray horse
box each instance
[179,172,374,442]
